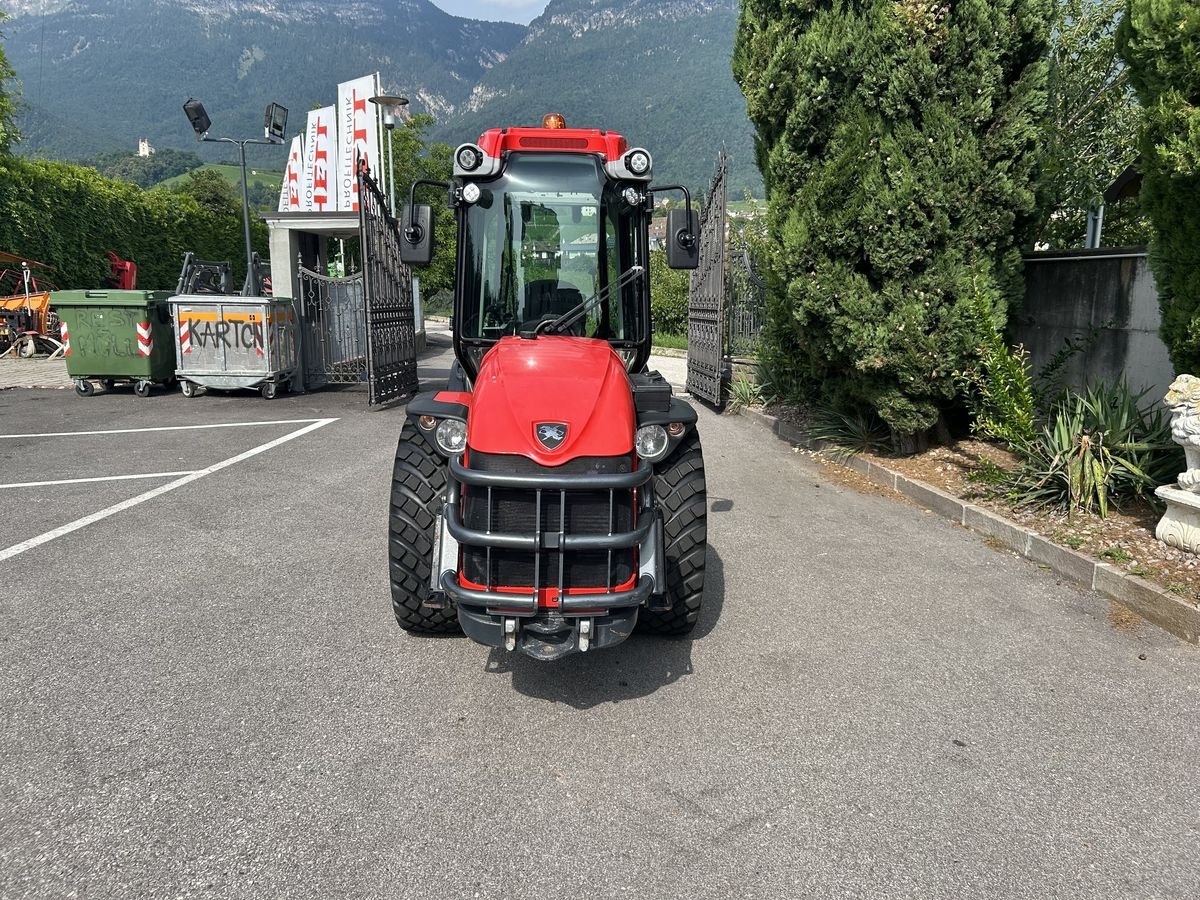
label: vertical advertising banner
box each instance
[277,135,305,212]
[336,73,383,212]
[301,106,338,212]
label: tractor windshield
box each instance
[458,153,644,343]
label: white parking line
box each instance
[0,472,198,490]
[0,419,330,439]
[0,418,338,563]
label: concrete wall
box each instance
[1012,249,1175,405]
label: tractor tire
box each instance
[638,430,707,636]
[389,419,460,634]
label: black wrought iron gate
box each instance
[727,233,766,359]
[358,168,419,405]
[686,155,728,407]
[297,263,367,389]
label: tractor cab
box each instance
[400,114,698,382]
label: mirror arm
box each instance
[650,183,696,248]
[406,179,450,245]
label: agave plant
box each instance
[808,403,891,458]
[1008,380,1182,517]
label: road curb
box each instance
[737,406,1200,645]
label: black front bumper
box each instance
[435,453,664,658]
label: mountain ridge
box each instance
[0,0,758,192]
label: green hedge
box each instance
[649,248,688,337]
[0,157,263,291]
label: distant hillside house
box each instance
[648,218,667,251]
[137,138,155,157]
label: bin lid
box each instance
[167,293,288,308]
[51,289,173,306]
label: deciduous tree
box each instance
[1039,0,1149,248]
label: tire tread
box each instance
[389,420,459,633]
[637,431,707,636]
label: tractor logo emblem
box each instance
[536,423,568,450]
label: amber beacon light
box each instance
[542,113,567,129]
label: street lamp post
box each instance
[368,94,410,213]
[182,98,288,296]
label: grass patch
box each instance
[157,164,282,192]
[1100,546,1134,564]
[652,332,687,351]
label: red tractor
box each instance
[393,115,706,660]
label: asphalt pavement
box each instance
[1,339,1198,900]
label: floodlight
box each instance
[182,98,211,138]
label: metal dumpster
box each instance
[168,294,297,399]
[52,290,176,396]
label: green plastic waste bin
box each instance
[52,290,177,397]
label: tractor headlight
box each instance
[625,148,651,176]
[634,424,669,462]
[461,182,482,204]
[435,418,467,455]
[456,144,483,171]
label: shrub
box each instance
[649,248,688,338]
[733,0,1053,448]
[955,274,1037,450]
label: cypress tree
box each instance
[1117,1,1200,373]
[733,0,1052,449]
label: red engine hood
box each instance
[468,336,634,465]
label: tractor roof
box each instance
[476,125,629,163]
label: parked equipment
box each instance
[0,254,64,358]
[52,290,176,396]
[175,253,236,296]
[106,251,138,290]
[386,113,705,660]
[168,295,297,398]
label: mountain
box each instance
[0,0,758,193]
[433,0,756,194]
[0,0,524,157]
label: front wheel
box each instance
[389,419,459,633]
[180,381,197,398]
[74,378,93,397]
[638,430,707,636]
[133,380,151,398]
[261,382,278,400]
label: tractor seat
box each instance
[525,279,584,321]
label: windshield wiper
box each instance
[534,264,645,336]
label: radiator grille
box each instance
[462,453,635,590]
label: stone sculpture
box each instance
[1156,374,1200,552]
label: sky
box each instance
[432,0,547,24]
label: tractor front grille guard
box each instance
[439,454,660,614]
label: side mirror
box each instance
[400,204,433,266]
[666,208,699,270]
